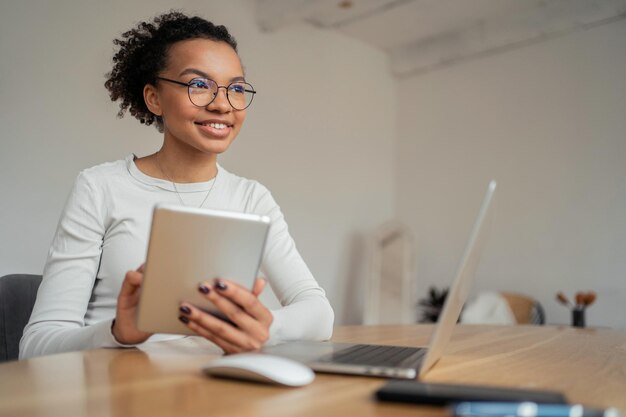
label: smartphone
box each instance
[375,381,567,405]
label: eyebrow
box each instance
[179,68,246,83]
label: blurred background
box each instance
[1,0,625,328]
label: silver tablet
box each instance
[137,204,271,335]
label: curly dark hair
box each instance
[104,11,238,132]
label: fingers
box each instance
[182,314,242,353]
[117,270,143,309]
[252,277,266,297]
[206,279,273,327]
[123,270,142,290]
[121,265,145,293]
[179,303,264,352]
[200,281,270,342]
[114,268,152,345]
[118,264,146,304]
[178,278,273,353]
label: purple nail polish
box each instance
[179,315,189,324]
[180,306,191,315]
[199,285,210,294]
[215,280,227,291]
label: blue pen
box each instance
[451,402,623,417]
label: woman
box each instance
[19,11,334,359]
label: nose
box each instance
[206,87,231,113]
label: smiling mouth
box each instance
[194,122,232,130]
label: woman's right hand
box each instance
[112,264,153,345]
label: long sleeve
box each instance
[269,294,334,343]
[20,156,335,357]
[19,172,125,359]
[250,186,334,343]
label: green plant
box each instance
[417,286,449,323]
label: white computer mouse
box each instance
[202,353,315,387]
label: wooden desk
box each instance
[1,325,624,417]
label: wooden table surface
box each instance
[0,324,624,417]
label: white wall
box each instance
[396,20,626,329]
[0,0,396,323]
[3,1,623,330]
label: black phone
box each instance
[375,380,567,405]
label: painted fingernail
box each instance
[179,306,191,315]
[179,315,189,324]
[215,280,228,291]
[199,285,210,294]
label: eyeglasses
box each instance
[156,76,256,110]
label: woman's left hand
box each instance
[178,278,273,353]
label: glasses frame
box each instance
[155,76,256,110]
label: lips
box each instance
[194,120,233,138]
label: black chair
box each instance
[0,274,42,362]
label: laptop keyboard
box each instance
[320,344,425,367]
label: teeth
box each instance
[207,123,227,129]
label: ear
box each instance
[143,83,162,117]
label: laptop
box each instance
[263,180,497,379]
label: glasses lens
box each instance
[227,82,255,110]
[188,78,217,107]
